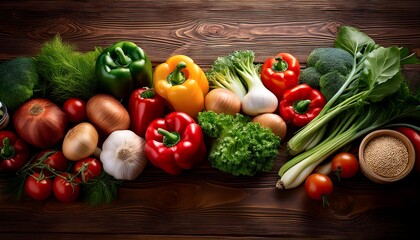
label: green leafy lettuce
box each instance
[198,111,280,176]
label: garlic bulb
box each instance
[100,130,147,180]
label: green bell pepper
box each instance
[95,41,153,99]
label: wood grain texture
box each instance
[1,0,420,239]
[1,0,419,65]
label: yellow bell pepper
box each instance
[154,55,209,118]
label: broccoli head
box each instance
[0,57,41,112]
[299,48,354,101]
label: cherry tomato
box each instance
[305,173,333,207]
[63,98,87,123]
[25,173,53,201]
[331,152,359,180]
[34,150,69,175]
[53,173,81,203]
[74,157,102,182]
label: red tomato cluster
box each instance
[24,151,102,203]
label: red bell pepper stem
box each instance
[273,57,288,72]
[157,128,181,147]
[167,61,187,85]
[293,99,311,114]
[140,89,156,98]
[1,137,14,158]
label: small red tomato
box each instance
[331,152,359,180]
[34,150,69,175]
[53,173,81,203]
[305,173,333,207]
[25,173,53,201]
[74,157,102,182]
[63,98,87,123]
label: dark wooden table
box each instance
[1,1,419,239]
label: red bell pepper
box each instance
[0,130,30,172]
[129,87,168,138]
[261,53,300,100]
[279,84,326,127]
[145,111,206,175]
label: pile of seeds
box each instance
[363,135,409,178]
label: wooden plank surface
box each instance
[1,0,419,239]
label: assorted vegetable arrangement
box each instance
[276,26,420,191]
[0,25,419,207]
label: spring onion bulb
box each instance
[206,50,278,116]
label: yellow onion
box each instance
[205,88,241,115]
[86,94,130,135]
[62,122,99,161]
[252,113,287,140]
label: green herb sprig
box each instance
[36,34,102,104]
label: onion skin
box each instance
[13,98,68,148]
[252,113,287,140]
[62,122,99,161]
[86,94,130,135]
[205,88,241,115]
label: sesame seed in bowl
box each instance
[358,129,415,184]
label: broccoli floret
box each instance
[197,111,280,176]
[298,66,321,89]
[299,48,353,101]
[307,48,353,75]
[0,57,42,112]
[319,71,347,101]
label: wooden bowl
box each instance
[358,129,415,184]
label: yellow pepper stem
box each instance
[167,61,187,85]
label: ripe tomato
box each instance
[74,157,102,182]
[331,152,359,180]
[53,173,81,203]
[25,173,53,201]
[63,98,87,123]
[34,150,69,175]
[305,173,333,207]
